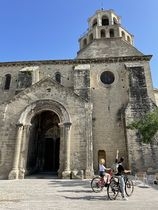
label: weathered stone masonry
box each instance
[0,9,157,179]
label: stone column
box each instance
[32,69,39,84]
[57,123,64,178]
[85,103,94,178]
[74,64,90,100]
[62,122,72,179]
[19,124,31,179]
[8,123,23,179]
[97,13,102,26]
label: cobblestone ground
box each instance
[0,176,158,210]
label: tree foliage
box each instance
[127,108,158,144]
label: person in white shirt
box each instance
[99,158,111,185]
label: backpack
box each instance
[111,162,118,174]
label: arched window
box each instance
[100,29,106,38]
[89,33,93,42]
[55,72,61,83]
[127,36,131,43]
[102,15,109,26]
[110,29,114,37]
[83,38,87,47]
[98,150,106,166]
[92,18,97,27]
[4,74,11,90]
[113,17,118,25]
[122,31,125,40]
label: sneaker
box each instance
[104,183,108,187]
[122,196,128,201]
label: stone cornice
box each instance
[0,55,152,67]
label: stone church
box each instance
[0,9,158,180]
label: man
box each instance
[115,151,131,200]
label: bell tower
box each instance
[77,9,135,58]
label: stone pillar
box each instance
[97,13,102,26]
[62,122,72,179]
[19,124,31,179]
[74,64,90,100]
[8,123,23,179]
[85,103,94,178]
[32,69,39,84]
[57,123,64,178]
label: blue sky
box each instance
[0,0,157,88]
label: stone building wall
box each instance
[125,65,158,172]
[0,8,157,179]
[0,56,157,178]
[77,38,143,59]
[90,62,129,171]
[0,62,73,103]
[154,89,158,106]
[0,74,93,179]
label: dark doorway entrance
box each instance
[26,111,60,176]
[43,138,60,171]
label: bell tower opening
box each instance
[26,110,60,176]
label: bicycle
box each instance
[91,176,107,192]
[91,169,112,193]
[107,173,134,200]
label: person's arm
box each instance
[124,169,131,174]
[118,164,131,174]
[103,165,106,170]
[106,167,111,171]
[115,149,119,163]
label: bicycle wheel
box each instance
[107,178,119,200]
[91,176,104,192]
[125,179,134,196]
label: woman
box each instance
[99,158,111,185]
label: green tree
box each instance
[127,108,158,143]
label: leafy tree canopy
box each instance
[127,107,158,143]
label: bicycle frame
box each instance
[91,176,106,192]
[107,174,134,200]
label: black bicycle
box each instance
[107,174,134,200]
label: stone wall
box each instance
[0,64,93,179]
[154,89,158,106]
[125,66,158,172]
[77,38,143,59]
[0,56,157,179]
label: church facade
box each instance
[0,9,157,179]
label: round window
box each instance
[100,71,115,85]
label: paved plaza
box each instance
[0,176,158,210]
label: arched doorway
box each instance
[26,110,60,175]
[98,150,106,165]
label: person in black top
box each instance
[115,151,131,200]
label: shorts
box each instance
[99,171,105,177]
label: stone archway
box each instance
[8,99,71,179]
